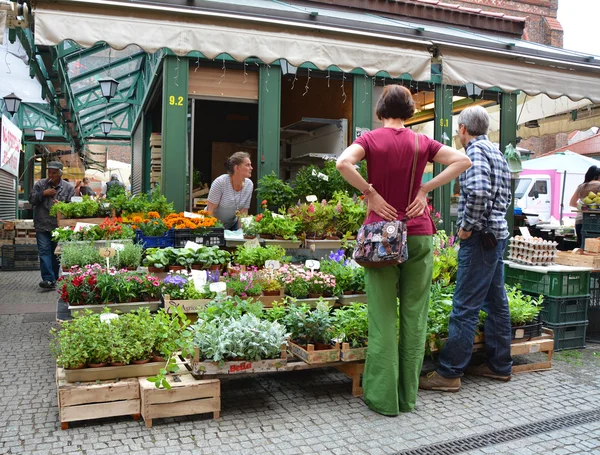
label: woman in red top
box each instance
[337,85,470,416]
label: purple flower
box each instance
[328,249,346,263]
[163,274,188,288]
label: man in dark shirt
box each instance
[28,161,75,289]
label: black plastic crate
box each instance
[587,272,600,342]
[511,321,542,341]
[539,295,589,324]
[544,321,588,351]
[582,212,600,234]
[173,228,225,248]
[1,244,39,271]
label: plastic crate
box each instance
[544,321,588,351]
[173,228,225,248]
[504,265,590,298]
[539,295,589,324]
[1,244,39,271]
[511,320,542,341]
[587,272,600,342]
[582,212,600,234]
[135,229,174,248]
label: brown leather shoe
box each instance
[418,371,461,392]
[466,363,512,382]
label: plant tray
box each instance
[289,341,340,364]
[67,300,161,315]
[304,239,343,250]
[511,321,543,341]
[57,216,109,228]
[56,367,140,430]
[338,293,367,305]
[340,342,367,362]
[135,229,175,248]
[63,361,167,383]
[173,227,225,248]
[261,238,303,249]
[139,374,220,428]
[288,296,338,308]
[191,346,288,376]
[163,295,211,314]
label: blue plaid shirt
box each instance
[457,135,511,240]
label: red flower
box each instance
[308,203,315,213]
[255,214,263,222]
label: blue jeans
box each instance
[437,231,512,378]
[36,231,59,282]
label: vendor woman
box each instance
[206,151,254,230]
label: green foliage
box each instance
[226,273,263,297]
[292,165,331,202]
[60,243,103,269]
[256,211,299,239]
[114,243,143,269]
[432,231,458,286]
[332,303,368,348]
[257,172,296,210]
[426,283,455,355]
[106,183,126,199]
[330,191,367,236]
[193,246,231,269]
[506,286,543,325]
[143,248,170,269]
[235,245,288,267]
[282,301,333,345]
[50,196,100,218]
[137,218,168,237]
[264,301,287,322]
[108,185,174,217]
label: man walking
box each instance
[419,105,512,391]
[29,161,75,289]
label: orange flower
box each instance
[147,211,160,219]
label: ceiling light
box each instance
[98,77,119,102]
[3,93,22,115]
[99,119,113,136]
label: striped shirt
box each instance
[208,174,254,229]
[457,135,512,240]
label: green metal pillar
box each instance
[23,143,35,199]
[500,92,518,236]
[143,113,152,195]
[161,56,189,212]
[257,64,281,199]
[433,84,454,233]
[352,73,373,140]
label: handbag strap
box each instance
[407,133,420,211]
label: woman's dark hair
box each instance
[375,85,416,121]
[225,151,251,174]
[584,166,600,183]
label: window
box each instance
[529,180,548,197]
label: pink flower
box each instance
[308,203,315,214]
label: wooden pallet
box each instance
[139,374,220,428]
[56,367,140,430]
[192,346,287,376]
[14,238,37,245]
[63,359,166,383]
[289,341,340,364]
[510,328,554,374]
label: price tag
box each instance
[99,248,116,258]
[74,222,97,232]
[305,259,320,270]
[184,241,203,251]
[71,196,83,203]
[184,211,203,219]
[306,195,317,202]
[190,270,207,290]
[100,313,119,324]
[265,260,281,270]
[519,227,533,238]
[317,172,329,182]
[111,243,125,251]
[244,237,261,248]
[209,281,227,293]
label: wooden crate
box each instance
[585,238,600,253]
[333,362,364,397]
[63,360,166,383]
[3,221,14,230]
[289,341,340,364]
[192,346,287,376]
[304,239,343,250]
[510,328,554,374]
[56,214,108,228]
[56,367,140,430]
[139,374,220,428]
[164,295,211,315]
[340,342,367,362]
[14,220,34,230]
[556,250,600,268]
[14,238,37,245]
[67,300,160,316]
[261,238,303,249]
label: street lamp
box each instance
[34,127,45,141]
[98,77,119,102]
[280,59,297,76]
[3,93,22,115]
[465,83,482,101]
[99,118,113,136]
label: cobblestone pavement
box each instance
[1,270,600,455]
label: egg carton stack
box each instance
[508,236,558,266]
[150,133,161,187]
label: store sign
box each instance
[1,115,22,177]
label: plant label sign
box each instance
[209,282,227,293]
[244,237,261,249]
[184,240,202,251]
[305,259,320,271]
[74,222,97,232]
[111,243,125,251]
[100,313,119,324]
[99,248,116,258]
[306,195,318,202]
[71,196,83,203]
[184,211,202,219]
[519,227,533,238]
[191,270,207,289]
[265,260,281,270]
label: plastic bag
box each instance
[504,143,522,173]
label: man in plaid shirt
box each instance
[420,105,513,392]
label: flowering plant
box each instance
[137,217,168,237]
[432,231,458,286]
[257,268,283,292]
[287,201,333,237]
[278,264,310,298]
[161,273,206,300]
[306,270,336,295]
[226,271,263,297]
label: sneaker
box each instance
[418,371,461,392]
[466,363,512,382]
[39,280,56,289]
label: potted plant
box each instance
[306,271,336,298]
[226,272,263,298]
[115,243,144,271]
[256,172,296,211]
[270,216,299,240]
[287,201,330,239]
[60,243,103,270]
[193,246,231,271]
[283,301,335,351]
[331,191,367,238]
[50,310,93,369]
[332,303,368,348]
[123,309,157,362]
[242,216,259,239]
[143,248,169,272]
[258,269,283,296]
[235,244,287,269]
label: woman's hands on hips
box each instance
[367,192,398,221]
[406,188,428,219]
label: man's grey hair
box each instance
[457,105,489,137]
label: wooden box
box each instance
[340,342,367,362]
[556,250,600,268]
[14,220,34,230]
[139,374,220,428]
[63,360,166,383]
[67,300,161,316]
[191,346,287,376]
[304,239,343,251]
[289,341,340,364]
[14,238,37,245]
[585,238,600,253]
[164,295,211,315]
[56,214,108,228]
[56,367,140,430]
[3,221,14,230]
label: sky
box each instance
[557,0,600,56]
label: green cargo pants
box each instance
[363,235,433,415]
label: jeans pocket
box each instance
[481,242,499,267]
